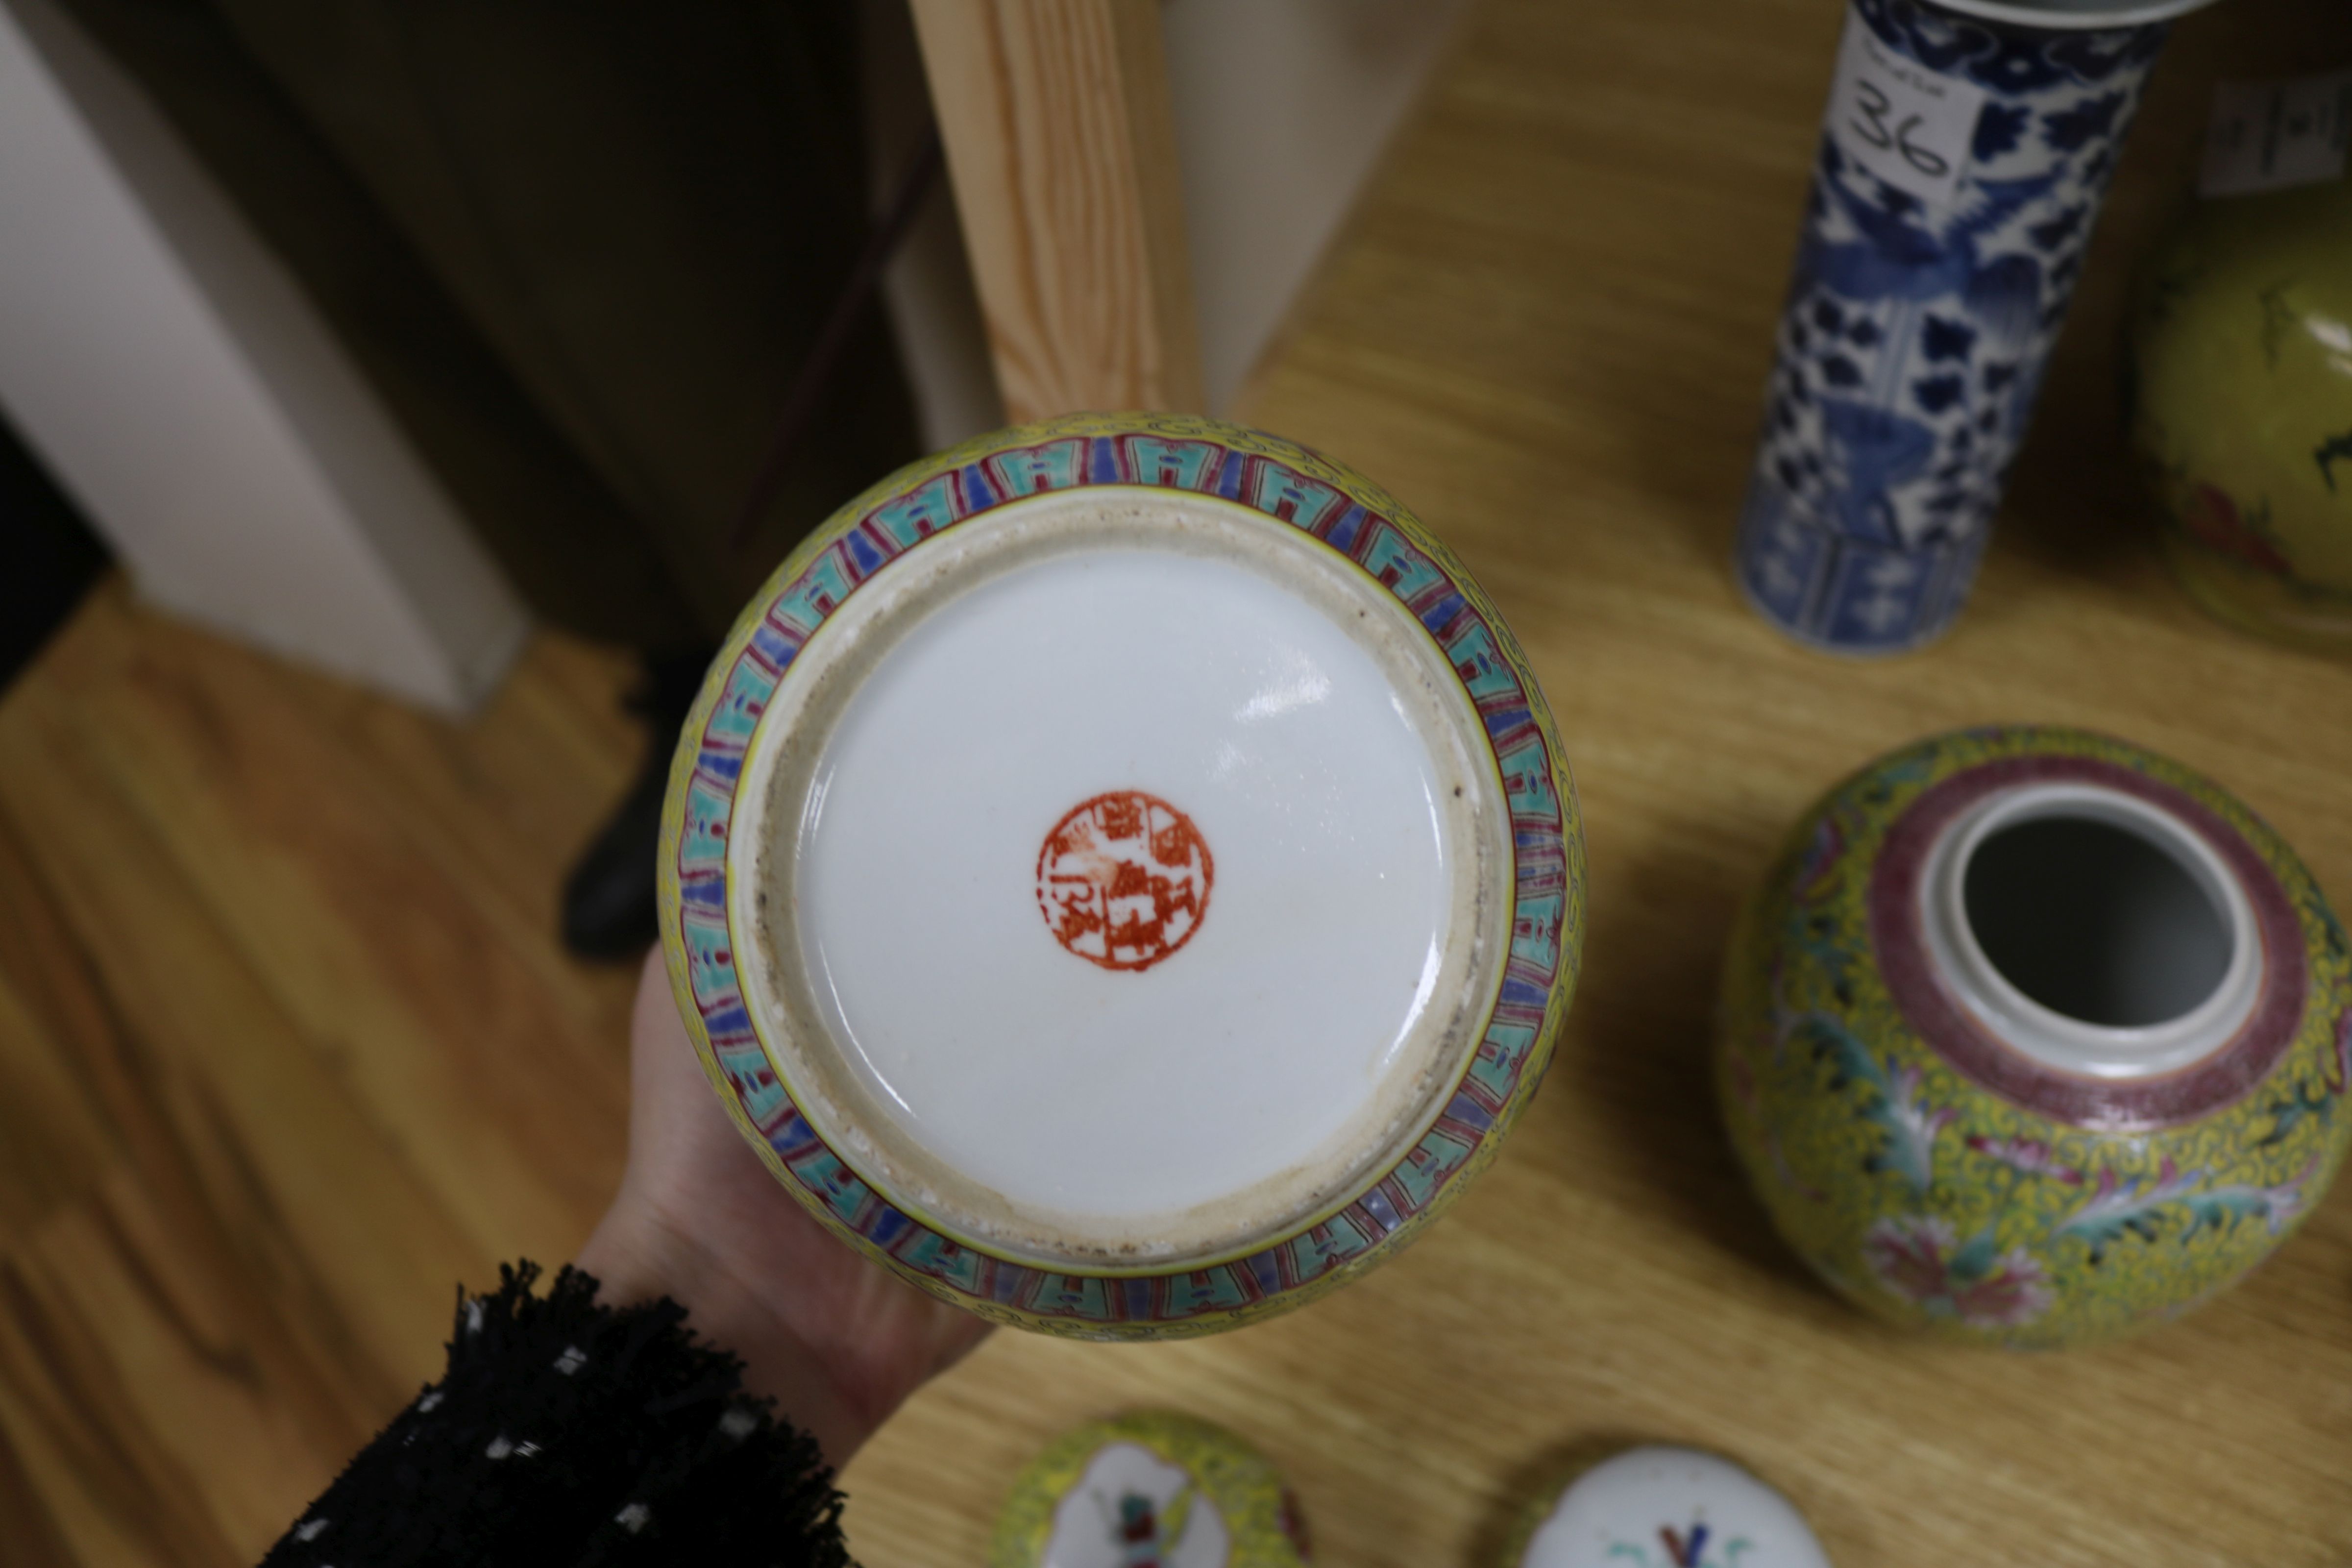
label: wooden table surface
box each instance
[4,0,2351,1563]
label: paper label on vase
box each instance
[2199,72,2352,198]
[1822,13,1985,211]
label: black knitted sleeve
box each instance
[260,1261,852,1568]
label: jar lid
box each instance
[990,1412,1311,1568]
[1513,1446,1829,1568]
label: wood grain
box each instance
[909,0,1205,419]
[0,596,638,1563]
[3,0,2351,1563]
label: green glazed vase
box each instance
[1717,725,2351,1348]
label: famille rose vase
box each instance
[656,414,1584,1339]
[1717,726,2351,1348]
[989,1413,1311,1568]
[2124,104,2352,652]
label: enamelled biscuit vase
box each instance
[656,413,1585,1339]
[1717,726,2352,1347]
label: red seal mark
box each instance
[1035,791,1213,971]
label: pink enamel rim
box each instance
[1869,754,2306,1130]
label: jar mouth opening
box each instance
[1922,782,2262,1079]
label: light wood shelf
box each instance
[0,1,2347,1563]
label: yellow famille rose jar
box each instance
[657,415,1583,1339]
[2125,162,2352,651]
[1717,725,2350,1348]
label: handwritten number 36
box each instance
[1849,80,1950,178]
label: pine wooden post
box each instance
[907,0,1204,421]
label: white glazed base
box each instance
[729,487,1512,1268]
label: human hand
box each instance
[578,949,993,1467]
